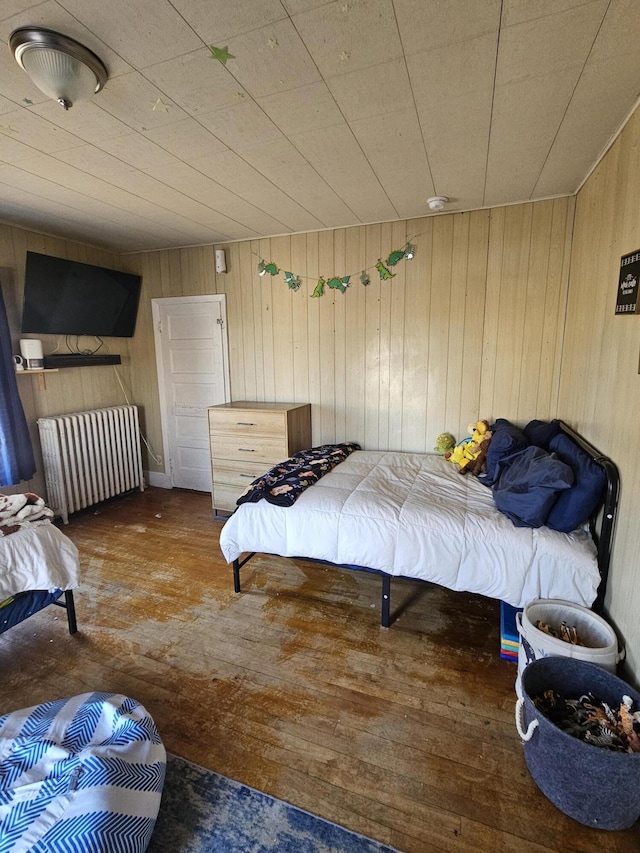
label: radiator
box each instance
[38,405,145,524]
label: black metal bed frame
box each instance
[555,421,619,614]
[1,589,77,636]
[55,590,78,634]
[231,420,619,627]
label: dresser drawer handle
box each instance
[238,448,255,452]
[236,421,255,426]
[239,474,255,478]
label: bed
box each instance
[219,420,619,627]
[0,498,80,636]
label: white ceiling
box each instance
[1,0,639,254]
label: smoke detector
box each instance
[427,196,448,211]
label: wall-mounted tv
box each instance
[21,251,142,338]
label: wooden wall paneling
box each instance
[491,204,532,420]
[128,251,165,473]
[559,193,593,422]
[388,220,407,451]
[333,228,347,443]
[79,366,104,411]
[184,246,199,293]
[306,231,320,445]
[427,215,454,444]
[162,250,179,298]
[539,197,573,420]
[596,130,640,412]
[344,226,366,444]
[270,235,295,403]
[401,217,431,452]
[6,227,27,331]
[221,242,245,402]
[594,124,640,674]
[558,106,640,681]
[179,248,194,296]
[445,213,471,434]
[237,240,257,401]
[260,237,276,403]
[364,223,382,449]
[318,229,336,444]
[57,371,83,416]
[584,151,621,428]
[480,208,504,419]
[43,233,66,259]
[200,245,217,295]
[517,200,553,421]
[181,246,197,295]
[377,221,393,451]
[459,210,490,437]
[252,239,268,401]
[567,150,621,427]
[290,233,310,407]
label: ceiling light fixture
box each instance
[10,26,108,110]
[427,196,449,212]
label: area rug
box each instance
[147,754,399,853]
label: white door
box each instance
[153,295,230,491]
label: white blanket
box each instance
[219,451,600,609]
[0,523,80,600]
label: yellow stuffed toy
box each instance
[445,441,470,465]
[446,420,492,471]
[459,420,492,471]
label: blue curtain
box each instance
[0,280,35,486]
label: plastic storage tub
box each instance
[515,598,623,696]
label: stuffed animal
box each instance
[444,439,471,464]
[446,420,492,472]
[444,421,492,476]
[444,422,477,464]
[460,435,492,476]
[434,433,456,455]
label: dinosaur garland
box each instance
[255,242,416,298]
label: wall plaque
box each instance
[616,250,640,314]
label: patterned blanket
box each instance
[237,442,361,508]
[0,492,53,537]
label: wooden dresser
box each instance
[208,401,312,515]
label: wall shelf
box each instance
[16,368,59,391]
[42,354,121,368]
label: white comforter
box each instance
[0,523,80,600]
[219,451,600,609]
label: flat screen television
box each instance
[21,251,142,338]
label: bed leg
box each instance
[381,575,391,628]
[233,560,241,593]
[65,590,78,635]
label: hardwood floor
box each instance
[2,487,638,852]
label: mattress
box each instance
[0,523,80,600]
[219,451,600,609]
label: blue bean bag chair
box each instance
[0,693,166,852]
